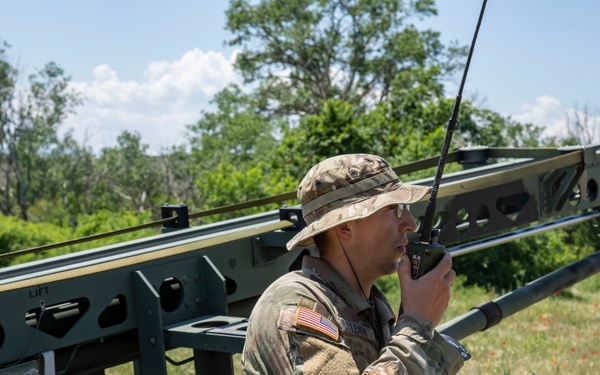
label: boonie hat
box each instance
[286,153,431,250]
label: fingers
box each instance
[398,251,454,282]
[398,252,456,326]
[420,252,455,290]
[429,251,453,278]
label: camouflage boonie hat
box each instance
[286,154,431,250]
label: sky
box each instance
[1,0,598,154]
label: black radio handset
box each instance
[406,0,488,280]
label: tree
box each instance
[194,0,550,194]
[187,85,278,169]
[29,133,98,226]
[96,131,163,213]
[185,85,283,211]
[226,0,466,119]
[565,104,598,145]
[185,0,469,191]
[0,40,82,220]
[276,99,373,177]
[158,144,203,209]
[195,161,297,223]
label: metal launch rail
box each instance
[1,145,600,374]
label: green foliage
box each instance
[453,222,597,291]
[187,85,277,170]
[0,41,83,220]
[277,99,374,177]
[160,144,203,208]
[226,0,464,118]
[184,84,299,220]
[0,215,70,258]
[67,209,158,254]
[453,103,548,149]
[73,209,154,238]
[375,273,401,309]
[95,131,164,213]
[196,161,297,224]
[33,134,98,225]
[1,210,157,267]
[300,100,371,157]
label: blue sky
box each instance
[1,0,598,153]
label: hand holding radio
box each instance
[397,250,455,326]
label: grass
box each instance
[448,273,600,375]
[106,272,600,375]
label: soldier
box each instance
[242,154,465,374]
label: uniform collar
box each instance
[301,255,396,325]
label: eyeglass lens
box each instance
[396,204,410,219]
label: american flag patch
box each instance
[295,306,339,341]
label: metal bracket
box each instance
[279,206,305,231]
[164,315,247,353]
[161,203,190,232]
[252,232,292,266]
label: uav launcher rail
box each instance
[1,145,600,374]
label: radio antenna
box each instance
[419,0,489,244]
[405,0,489,282]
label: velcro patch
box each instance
[295,306,339,341]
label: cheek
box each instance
[355,229,378,253]
[364,222,395,247]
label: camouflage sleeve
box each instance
[364,313,464,375]
[244,304,463,374]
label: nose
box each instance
[399,209,417,232]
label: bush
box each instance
[0,215,72,266]
[453,222,597,291]
[0,210,159,267]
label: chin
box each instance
[382,262,399,276]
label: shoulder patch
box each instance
[295,306,339,341]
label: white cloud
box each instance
[61,49,241,154]
[511,96,600,144]
[512,95,568,139]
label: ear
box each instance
[333,221,353,241]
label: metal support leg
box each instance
[133,270,168,375]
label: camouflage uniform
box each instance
[242,255,464,374]
[243,154,465,374]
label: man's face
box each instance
[350,204,417,277]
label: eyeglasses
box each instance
[396,204,411,219]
